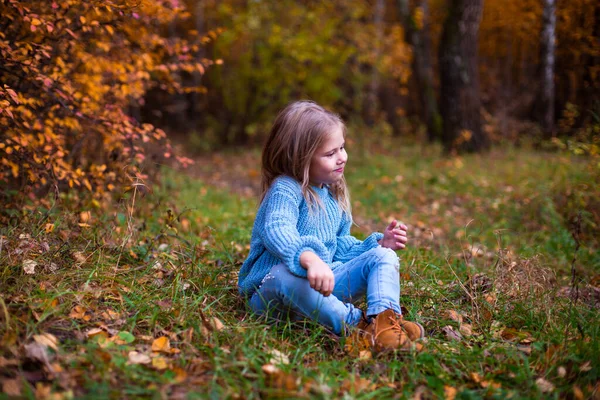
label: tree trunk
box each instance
[366,0,385,126]
[538,0,556,137]
[398,0,442,142]
[439,0,489,153]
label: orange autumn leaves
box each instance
[0,0,216,202]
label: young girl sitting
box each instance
[238,100,424,352]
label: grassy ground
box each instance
[1,141,599,399]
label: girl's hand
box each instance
[300,251,335,296]
[379,219,408,251]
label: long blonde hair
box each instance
[260,100,351,215]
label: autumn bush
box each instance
[0,0,217,211]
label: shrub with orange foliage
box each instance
[0,0,215,202]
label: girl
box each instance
[238,100,423,352]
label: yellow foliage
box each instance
[0,0,213,201]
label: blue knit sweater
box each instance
[238,175,383,297]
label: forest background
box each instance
[1,0,599,398]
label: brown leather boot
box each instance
[366,309,424,352]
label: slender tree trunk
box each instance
[398,0,442,142]
[538,0,556,137]
[192,0,205,124]
[439,0,488,153]
[366,0,385,126]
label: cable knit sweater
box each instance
[238,175,383,297]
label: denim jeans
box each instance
[248,246,401,335]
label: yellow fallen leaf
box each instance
[151,336,170,353]
[86,328,108,339]
[152,356,168,370]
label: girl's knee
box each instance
[372,246,400,267]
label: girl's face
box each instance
[309,125,347,187]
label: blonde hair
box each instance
[260,100,351,215]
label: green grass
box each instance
[1,143,598,399]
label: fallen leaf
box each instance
[209,317,225,331]
[86,328,108,339]
[152,336,171,353]
[25,342,51,366]
[535,377,555,393]
[459,323,473,336]
[470,372,483,383]
[72,251,87,264]
[340,376,374,394]
[261,363,299,393]
[262,364,279,374]
[573,385,584,400]
[128,351,151,364]
[152,356,168,370]
[2,379,22,396]
[580,361,591,372]
[172,367,187,383]
[69,305,90,320]
[444,385,457,400]
[445,310,463,323]
[23,259,37,274]
[33,333,59,351]
[412,385,430,400]
[80,211,91,223]
[517,344,532,355]
[442,325,463,341]
[268,349,289,365]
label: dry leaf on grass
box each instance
[340,376,374,394]
[459,323,473,336]
[442,325,463,341]
[261,363,300,393]
[23,259,37,274]
[535,377,555,393]
[33,333,58,351]
[128,351,151,365]
[445,310,463,323]
[267,349,289,365]
[151,336,171,353]
[2,379,22,396]
[152,356,168,370]
[444,385,457,400]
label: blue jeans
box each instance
[248,246,401,335]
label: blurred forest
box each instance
[0,0,599,200]
[145,0,599,152]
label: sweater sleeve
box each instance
[258,180,330,277]
[334,212,383,263]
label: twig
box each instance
[565,211,583,340]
